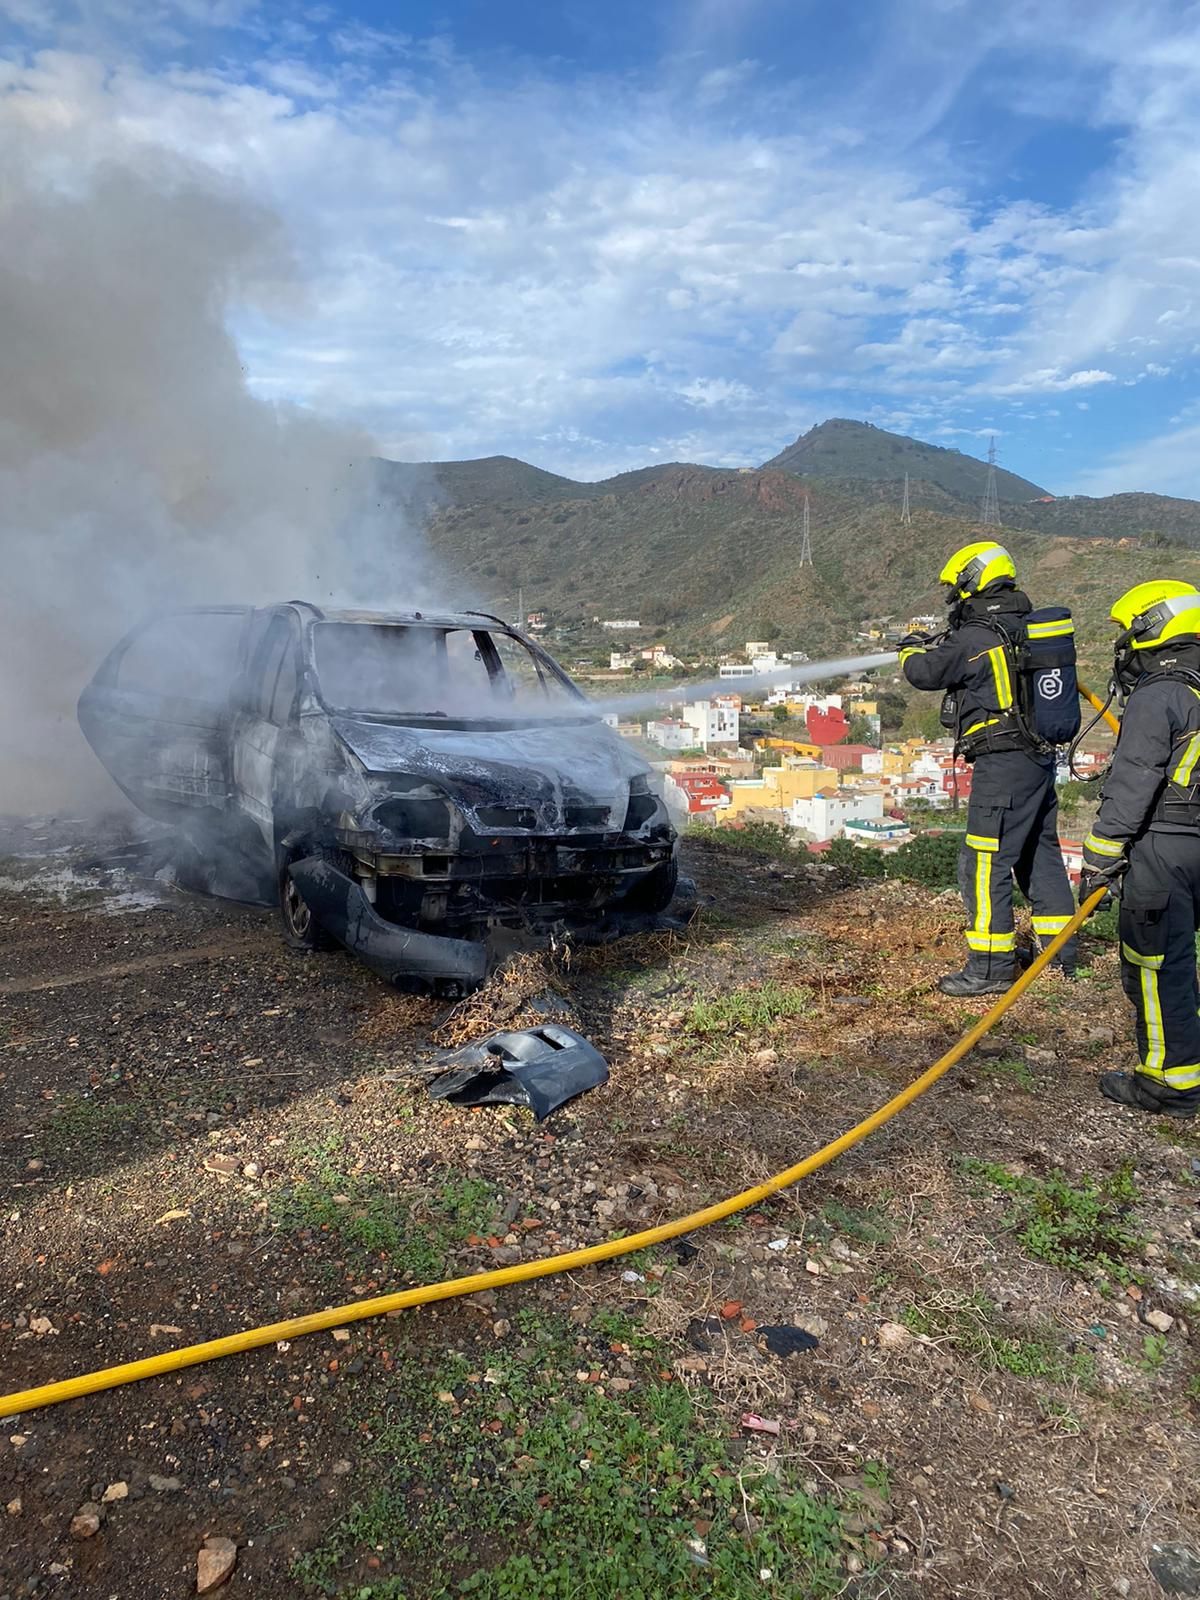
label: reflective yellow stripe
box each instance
[965,931,1017,952]
[1032,914,1071,934]
[899,646,926,665]
[1133,961,1167,1074]
[1172,733,1200,785]
[985,646,1013,709]
[966,833,1000,852]
[1027,619,1075,639]
[1084,832,1124,857]
[963,717,1001,736]
[1139,1061,1200,1091]
[1121,942,1164,970]
[974,846,993,944]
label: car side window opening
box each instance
[248,617,298,723]
[269,638,300,725]
[115,612,247,706]
[488,632,572,704]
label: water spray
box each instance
[579,651,899,720]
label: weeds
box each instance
[902,1290,1096,1386]
[962,1159,1143,1283]
[980,1055,1035,1093]
[292,1312,849,1599]
[272,1161,495,1280]
[685,980,811,1035]
[1139,1333,1168,1375]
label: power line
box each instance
[798,491,813,567]
[980,437,1001,527]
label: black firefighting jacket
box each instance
[900,583,1034,758]
[1084,664,1200,871]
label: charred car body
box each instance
[79,603,678,990]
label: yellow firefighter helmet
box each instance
[1111,579,1200,650]
[939,541,1017,599]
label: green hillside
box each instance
[763,418,1048,503]
[414,461,1200,672]
[1006,491,1200,548]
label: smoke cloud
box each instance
[0,111,439,814]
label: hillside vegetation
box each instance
[414,461,1200,669]
[762,418,1048,502]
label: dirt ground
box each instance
[2,821,1199,1600]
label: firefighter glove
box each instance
[1079,860,1126,904]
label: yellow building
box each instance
[720,762,840,821]
[849,699,878,717]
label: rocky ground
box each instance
[1,820,1199,1600]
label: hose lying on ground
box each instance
[0,891,1108,1420]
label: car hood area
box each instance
[330,714,650,817]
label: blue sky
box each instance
[4,0,1200,495]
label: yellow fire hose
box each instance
[0,890,1107,1420]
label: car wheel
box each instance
[278,847,341,951]
[621,856,679,914]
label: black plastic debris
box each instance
[427,1024,609,1121]
[757,1324,820,1357]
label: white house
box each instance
[789,789,885,843]
[609,650,635,670]
[646,719,697,752]
[601,619,641,630]
[680,699,740,750]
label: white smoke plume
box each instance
[0,107,438,813]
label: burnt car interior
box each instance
[78,603,680,993]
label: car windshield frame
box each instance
[308,620,589,724]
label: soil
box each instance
[2,822,1199,1599]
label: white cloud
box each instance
[2,0,1200,478]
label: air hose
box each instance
[0,891,1107,1421]
[1078,678,1122,737]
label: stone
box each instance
[1149,1544,1200,1595]
[331,1460,352,1476]
[70,1503,103,1539]
[101,1482,128,1503]
[1145,1308,1175,1334]
[241,1162,262,1180]
[752,1048,778,1067]
[877,1322,913,1350]
[5,1497,20,1515]
[148,1474,182,1493]
[203,1154,239,1176]
[196,1536,237,1594]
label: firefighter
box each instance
[1080,580,1200,1119]
[899,541,1077,995]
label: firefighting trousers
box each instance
[957,751,1077,980]
[1119,832,1200,1106]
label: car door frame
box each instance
[77,605,252,823]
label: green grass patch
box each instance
[39,1092,151,1177]
[685,820,796,860]
[685,980,811,1036]
[902,1290,1096,1386]
[980,1055,1035,1093]
[962,1159,1143,1284]
[272,1158,495,1281]
[293,1312,850,1599]
[819,1201,896,1246]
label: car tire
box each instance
[621,856,679,914]
[278,846,345,952]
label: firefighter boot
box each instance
[937,968,1013,997]
[1099,1071,1198,1120]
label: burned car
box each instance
[78,603,678,990]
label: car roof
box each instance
[276,603,517,631]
